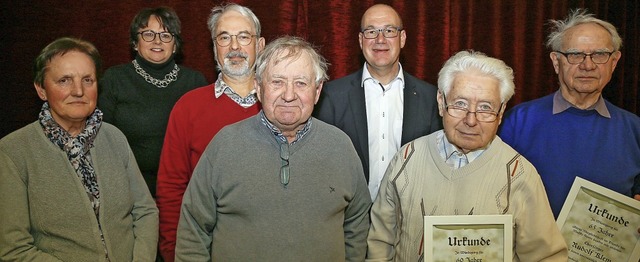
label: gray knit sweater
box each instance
[175,114,371,261]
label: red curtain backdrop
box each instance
[1,0,638,137]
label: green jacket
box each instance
[0,121,158,261]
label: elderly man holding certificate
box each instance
[366,50,568,262]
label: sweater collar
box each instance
[134,54,177,77]
[552,90,610,118]
[258,111,312,145]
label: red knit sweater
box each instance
[156,84,260,261]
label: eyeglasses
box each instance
[555,51,614,64]
[280,143,290,186]
[361,26,402,39]
[442,94,502,122]
[215,32,256,47]
[138,30,174,43]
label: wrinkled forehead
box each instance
[562,23,614,50]
[448,72,501,101]
[269,51,311,71]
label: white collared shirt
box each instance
[362,63,405,200]
[435,130,487,169]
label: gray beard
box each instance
[221,60,250,77]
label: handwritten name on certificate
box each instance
[424,215,512,262]
[556,177,640,262]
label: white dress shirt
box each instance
[362,63,405,200]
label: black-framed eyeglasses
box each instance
[138,30,174,43]
[442,94,503,122]
[555,51,614,64]
[215,32,256,47]
[361,26,403,39]
[279,143,290,186]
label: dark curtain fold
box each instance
[1,0,638,137]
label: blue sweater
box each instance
[499,93,640,217]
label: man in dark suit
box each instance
[315,4,441,201]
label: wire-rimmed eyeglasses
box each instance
[361,26,402,39]
[215,32,257,47]
[555,51,614,64]
[442,94,503,122]
[279,143,290,186]
[138,30,174,43]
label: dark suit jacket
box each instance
[314,68,442,182]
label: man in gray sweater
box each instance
[175,36,372,261]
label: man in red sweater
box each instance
[156,3,264,261]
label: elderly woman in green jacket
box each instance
[0,37,158,261]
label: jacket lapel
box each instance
[348,72,370,175]
[401,73,420,145]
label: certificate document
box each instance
[556,177,640,262]
[424,215,512,262]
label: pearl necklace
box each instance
[132,60,180,88]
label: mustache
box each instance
[225,51,249,59]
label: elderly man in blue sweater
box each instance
[499,9,640,218]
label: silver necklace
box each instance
[132,60,180,88]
